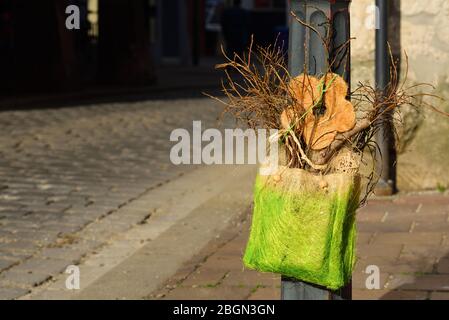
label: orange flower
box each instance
[281,73,356,150]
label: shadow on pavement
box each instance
[0,63,226,112]
[380,251,449,300]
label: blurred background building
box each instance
[0,0,288,97]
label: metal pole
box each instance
[375,0,395,195]
[284,0,352,300]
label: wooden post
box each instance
[284,0,352,300]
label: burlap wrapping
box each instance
[243,165,361,290]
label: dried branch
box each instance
[315,119,371,166]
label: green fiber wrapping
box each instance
[243,172,360,290]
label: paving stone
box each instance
[356,233,374,245]
[0,241,39,254]
[430,291,449,300]
[0,251,32,261]
[392,257,436,274]
[373,232,443,246]
[413,220,449,232]
[0,259,18,272]
[356,255,435,274]
[200,254,245,272]
[8,258,72,276]
[20,288,73,300]
[353,289,428,300]
[380,290,429,300]
[357,244,403,259]
[417,203,449,215]
[393,194,449,206]
[181,267,229,287]
[386,212,448,224]
[0,271,52,288]
[0,287,30,300]
[388,274,449,291]
[162,286,252,300]
[437,258,449,274]
[8,230,59,243]
[222,270,280,288]
[38,247,86,263]
[248,287,280,300]
[220,235,248,252]
[357,221,412,233]
[352,289,389,300]
[400,245,449,259]
[356,210,387,223]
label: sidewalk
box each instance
[0,60,223,110]
[149,193,449,300]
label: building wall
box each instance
[1,0,155,94]
[350,0,449,191]
[98,0,154,85]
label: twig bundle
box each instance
[207,12,447,203]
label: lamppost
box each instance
[284,0,352,300]
[375,0,395,195]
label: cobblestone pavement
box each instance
[0,98,225,299]
[150,193,449,300]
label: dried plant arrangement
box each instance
[207,11,448,290]
[209,32,447,200]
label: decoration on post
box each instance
[245,167,360,290]
[206,7,448,290]
[282,73,356,151]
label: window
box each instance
[87,0,98,39]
